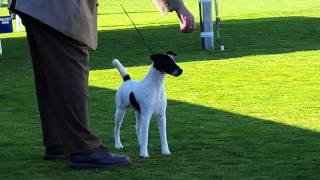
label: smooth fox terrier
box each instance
[112,51,183,158]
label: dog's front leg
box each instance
[139,111,153,158]
[157,112,171,155]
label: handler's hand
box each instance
[175,5,196,33]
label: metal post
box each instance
[0,39,2,63]
[199,0,214,50]
[16,14,22,32]
[214,0,224,51]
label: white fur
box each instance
[113,59,171,158]
[112,59,128,77]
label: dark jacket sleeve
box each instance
[153,0,184,15]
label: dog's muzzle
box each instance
[171,68,183,77]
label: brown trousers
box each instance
[21,15,101,153]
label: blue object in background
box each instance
[0,16,13,33]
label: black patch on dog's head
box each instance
[150,52,183,77]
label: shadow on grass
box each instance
[98,10,159,15]
[92,16,320,69]
[0,4,8,8]
[0,83,319,178]
[0,16,319,70]
[87,86,320,179]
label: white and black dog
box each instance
[112,51,183,158]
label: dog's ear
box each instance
[150,53,162,62]
[166,51,177,56]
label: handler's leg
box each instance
[23,16,100,154]
[27,30,67,159]
[23,17,65,159]
[22,15,130,169]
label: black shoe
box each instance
[69,146,131,170]
[43,146,68,160]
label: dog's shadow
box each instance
[89,86,320,178]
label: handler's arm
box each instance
[153,0,196,33]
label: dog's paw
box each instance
[140,151,150,158]
[115,143,124,149]
[140,153,150,158]
[162,150,171,155]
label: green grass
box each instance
[1,0,320,179]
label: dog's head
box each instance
[150,51,183,77]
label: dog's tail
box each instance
[112,59,131,81]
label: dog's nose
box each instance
[174,68,183,77]
[171,68,183,77]
[177,68,183,76]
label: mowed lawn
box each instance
[0,0,320,179]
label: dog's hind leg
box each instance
[157,112,171,155]
[135,111,141,145]
[114,108,125,149]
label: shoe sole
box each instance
[69,160,131,170]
